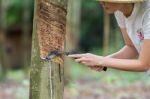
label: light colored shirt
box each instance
[115,1,150,52]
[114,1,150,76]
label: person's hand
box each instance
[89,66,105,72]
[68,53,104,71]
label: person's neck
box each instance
[120,3,134,17]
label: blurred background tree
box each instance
[0,0,34,71]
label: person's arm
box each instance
[106,28,138,59]
[68,40,150,72]
[68,28,146,72]
[102,28,138,71]
[68,28,139,72]
[102,40,150,72]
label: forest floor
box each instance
[0,77,150,99]
[0,79,29,99]
[0,67,150,99]
[64,77,150,99]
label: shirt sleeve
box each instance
[114,11,126,28]
[142,10,150,39]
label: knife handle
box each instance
[103,67,107,71]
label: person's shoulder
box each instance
[114,10,126,28]
[136,1,150,22]
[114,10,125,18]
[140,1,150,21]
[141,1,150,10]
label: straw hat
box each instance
[96,0,144,3]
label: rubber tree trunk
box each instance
[30,0,67,99]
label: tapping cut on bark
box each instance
[37,0,67,63]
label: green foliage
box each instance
[6,5,23,26]
[79,0,104,51]
[5,0,34,27]
[79,0,123,53]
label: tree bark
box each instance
[30,0,67,99]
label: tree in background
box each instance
[103,12,110,55]
[79,0,104,52]
[65,0,81,84]
[30,0,67,99]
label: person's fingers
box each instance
[96,67,103,71]
[68,54,85,58]
[88,66,104,71]
[75,59,81,63]
[98,67,105,71]
[89,66,98,70]
[81,61,87,65]
[75,57,88,62]
[75,57,86,63]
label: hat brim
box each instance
[96,0,144,3]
